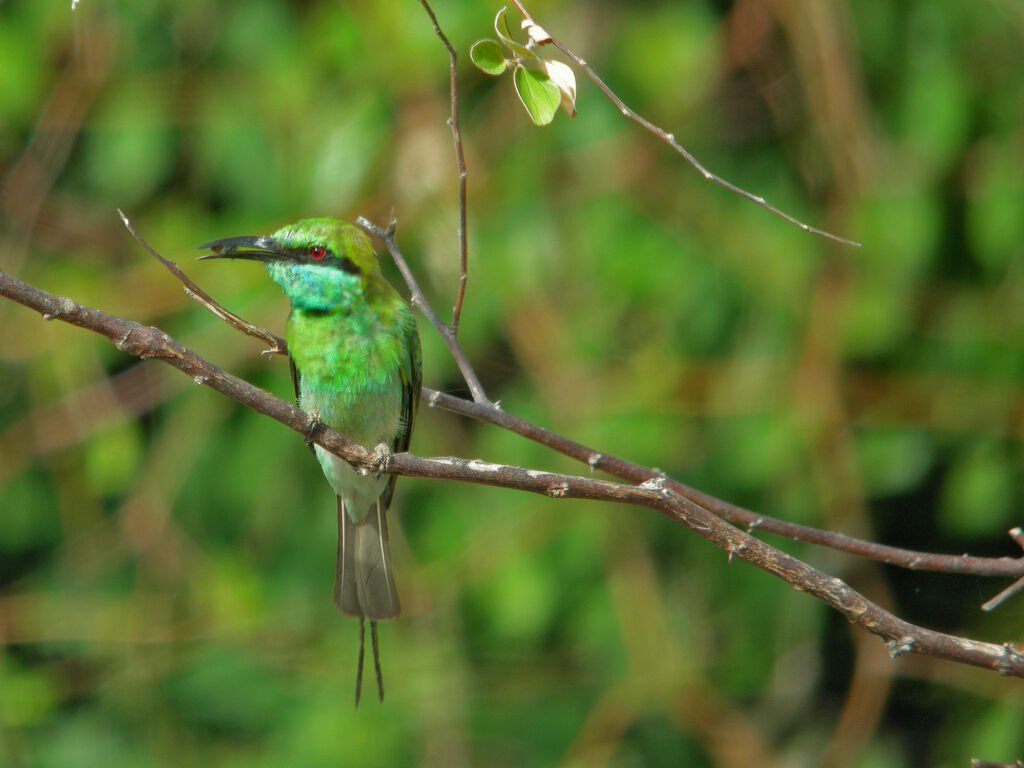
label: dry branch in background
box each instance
[2,256,1023,680]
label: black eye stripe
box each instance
[287,246,360,275]
[338,257,359,275]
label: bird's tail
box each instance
[334,495,401,620]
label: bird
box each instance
[199,217,421,705]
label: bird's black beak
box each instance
[197,235,284,263]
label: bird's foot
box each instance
[304,410,324,452]
[365,443,393,479]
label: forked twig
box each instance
[509,0,861,248]
[981,528,1024,611]
[116,210,287,355]
[356,216,490,405]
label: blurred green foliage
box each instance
[1,0,1023,766]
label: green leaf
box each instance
[494,6,534,61]
[470,39,507,75]
[513,67,561,126]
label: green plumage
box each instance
[200,217,421,702]
[267,219,420,620]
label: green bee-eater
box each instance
[200,218,422,704]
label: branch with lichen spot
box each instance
[2,264,1022,678]
[119,207,1024,608]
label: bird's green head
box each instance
[199,217,387,312]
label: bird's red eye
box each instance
[309,246,326,260]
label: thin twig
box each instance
[983,574,1024,612]
[509,0,861,248]
[2,270,1024,677]
[117,210,287,354]
[356,216,490,404]
[415,0,470,336]
[981,528,1024,611]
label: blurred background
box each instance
[1,0,1023,765]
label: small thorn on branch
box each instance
[727,542,747,563]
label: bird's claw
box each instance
[368,443,393,479]
[304,410,324,452]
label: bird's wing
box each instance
[380,315,422,511]
[289,355,301,405]
[394,315,423,454]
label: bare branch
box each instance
[509,0,861,248]
[135,213,1024,593]
[0,269,365,462]
[422,389,1024,587]
[2,267,1023,678]
[117,209,287,355]
[981,528,1024,611]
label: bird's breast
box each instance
[288,307,405,448]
